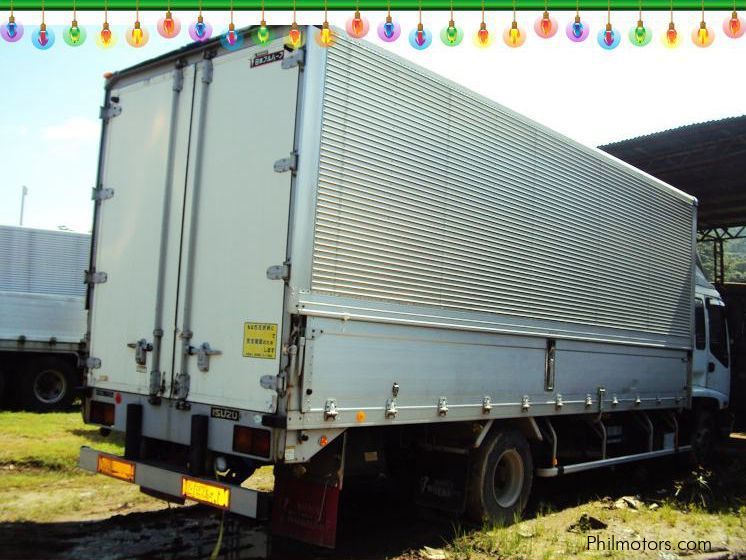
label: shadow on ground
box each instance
[1,438,744,560]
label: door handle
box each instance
[707,362,716,373]
[188,342,222,373]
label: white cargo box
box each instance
[86,27,696,448]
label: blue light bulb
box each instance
[384,20,395,38]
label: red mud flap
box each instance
[271,474,340,548]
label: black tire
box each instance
[0,369,5,407]
[466,428,533,525]
[691,409,716,465]
[20,357,78,412]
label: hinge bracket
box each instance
[173,66,184,92]
[324,398,338,420]
[85,270,108,285]
[99,104,122,120]
[282,48,305,69]
[385,398,398,418]
[437,396,449,416]
[482,395,492,413]
[274,152,298,174]
[201,59,214,84]
[92,187,115,201]
[266,263,290,281]
[86,357,102,369]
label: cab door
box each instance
[705,298,731,399]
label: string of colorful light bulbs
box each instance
[1,0,744,49]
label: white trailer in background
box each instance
[79,26,731,547]
[0,225,89,410]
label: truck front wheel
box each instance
[466,428,533,525]
[20,357,78,411]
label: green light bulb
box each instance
[257,20,270,44]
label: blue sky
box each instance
[1,10,744,232]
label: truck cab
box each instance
[692,266,731,411]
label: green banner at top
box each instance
[0,0,738,9]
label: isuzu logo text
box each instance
[210,406,241,421]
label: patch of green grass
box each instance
[0,412,164,522]
[0,411,124,471]
[0,469,160,522]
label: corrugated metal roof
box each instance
[600,115,746,230]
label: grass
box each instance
[0,411,164,522]
[2,411,745,559]
[0,411,124,471]
[441,459,746,560]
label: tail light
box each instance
[89,400,115,426]
[233,426,270,458]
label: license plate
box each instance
[97,455,136,483]
[181,477,231,509]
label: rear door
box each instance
[89,65,195,394]
[172,40,299,413]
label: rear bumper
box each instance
[79,446,271,520]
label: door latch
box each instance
[189,342,222,373]
[127,339,153,366]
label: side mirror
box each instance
[707,362,716,373]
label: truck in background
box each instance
[78,27,731,548]
[0,225,89,410]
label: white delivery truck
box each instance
[79,26,731,547]
[0,225,89,410]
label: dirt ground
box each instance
[1,418,745,560]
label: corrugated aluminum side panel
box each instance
[310,37,695,345]
[0,225,90,297]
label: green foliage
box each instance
[698,232,746,283]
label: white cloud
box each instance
[43,117,100,142]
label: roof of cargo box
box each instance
[104,25,299,87]
[599,115,746,231]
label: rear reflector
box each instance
[90,400,115,426]
[97,455,135,482]
[181,476,231,509]
[233,425,271,458]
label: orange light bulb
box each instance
[477,22,489,45]
[288,23,301,47]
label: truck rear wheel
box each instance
[466,428,533,525]
[20,357,78,411]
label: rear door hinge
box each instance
[172,66,184,92]
[281,48,305,69]
[266,263,290,281]
[92,187,115,201]
[85,270,108,285]
[260,374,287,395]
[100,104,122,120]
[274,152,298,174]
[86,356,102,369]
[201,58,214,84]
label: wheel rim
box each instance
[33,369,67,404]
[492,449,524,508]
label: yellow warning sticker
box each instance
[243,322,278,359]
